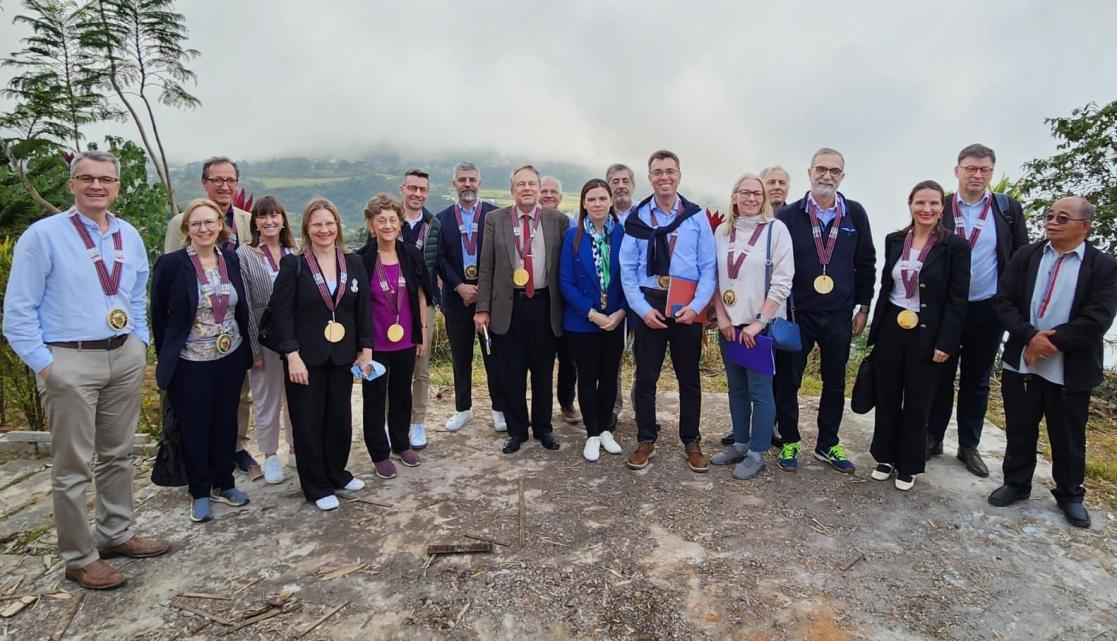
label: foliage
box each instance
[99,135,167,264]
[1017,100,1117,254]
[0,237,46,429]
[0,141,69,236]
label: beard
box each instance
[459,190,477,203]
[614,195,632,211]
[811,184,836,199]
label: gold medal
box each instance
[465,264,478,280]
[513,268,530,287]
[722,289,737,307]
[813,274,835,294]
[657,275,670,289]
[386,323,405,343]
[106,308,129,331]
[324,320,346,343]
[215,332,233,354]
[896,309,919,329]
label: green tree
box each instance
[102,135,166,264]
[1017,100,1117,254]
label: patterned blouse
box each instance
[180,266,243,361]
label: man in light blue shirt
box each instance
[619,150,716,473]
[3,150,169,590]
[605,162,638,426]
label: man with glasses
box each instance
[4,151,170,589]
[989,197,1116,528]
[164,157,258,477]
[775,147,876,473]
[928,144,1028,477]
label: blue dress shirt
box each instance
[458,204,479,273]
[956,192,999,301]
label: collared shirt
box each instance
[619,196,717,319]
[614,204,636,226]
[512,206,548,286]
[223,204,240,251]
[956,191,999,301]
[2,209,150,373]
[458,203,479,273]
[1003,241,1084,385]
[807,192,841,228]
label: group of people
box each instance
[2,143,1114,591]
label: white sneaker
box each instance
[445,410,473,432]
[583,437,601,462]
[409,424,428,449]
[492,410,507,433]
[342,477,365,492]
[315,495,340,511]
[263,455,285,484]
[287,453,297,469]
[895,474,915,491]
[599,431,622,454]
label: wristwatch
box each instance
[755,313,771,326]
[856,305,870,315]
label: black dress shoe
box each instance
[720,431,735,446]
[924,439,943,461]
[536,432,560,450]
[605,413,618,431]
[502,437,523,454]
[957,447,989,477]
[771,433,784,449]
[1059,502,1091,528]
[988,484,1031,507]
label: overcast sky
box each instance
[3,0,1116,234]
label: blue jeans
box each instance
[719,334,775,454]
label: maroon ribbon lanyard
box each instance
[187,247,231,323]
[807,199,843,270]
[955,195,992,249]
[68,211,123,296]
[455,204,479,256]
[261,245,289,272]
[1037,253,1069,318]
[374,259,406,320]
[510,206,542,261]
[726,223,766,279]
[304,248,348,313]
[415,221,429,250]
[899,232,938,299]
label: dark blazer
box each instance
[476,206,568,337]
[267,251,373,366]
[943,192,1029,278]
[559,223,628,333]
[151,248,253,389]
[868,231,971,360]
[994,240,1117,392]
[356,239,433,350]
[435,201,498,322]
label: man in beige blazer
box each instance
[475,165,567,454]
[163,156,258,478]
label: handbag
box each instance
[764,224,802,352]
[850,350,876,414]
[151,392,188,487]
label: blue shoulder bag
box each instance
[764,223,803,352]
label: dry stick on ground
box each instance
[170,599,235,626]
[840,552,866,572]
[223,606,292,636]
[318,562,368,581]
[49,593,84,641]
[340,496,394,509]
[296,602,348,639]
[0,591,68,602]
[178,592,232,601]
[0,595,36,618]
[231,577,259,597]
[809,517,832,537]
[454,601,472,627]
[463,533,511,547]
[425,542,493,555]
[518,479,526,546]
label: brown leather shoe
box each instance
[685,442,709,473]
[957,447,989,477]
[98,535,171,559]
[65,560,126,590]
[626,442,656,470]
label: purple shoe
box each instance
[374,459,398,479]
[397,450,421,467]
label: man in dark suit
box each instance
[989,197,1117,528]
[474,165,568,454]
[435,162,506,433]
[927,144,1029,477]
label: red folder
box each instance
[666,276,707,324]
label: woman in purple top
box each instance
[356,193,432,480]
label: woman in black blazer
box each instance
[151,198,253,523]
[267,198,374,511]
[866,180,970,491]
[356,194,432,479]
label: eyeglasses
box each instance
[204,177,238,186]
[308,221,337,230]
[959,166,994,177]
[72,175,120,185]
[1045,212,1090,225]
[188,219,220,230]
[403,185,429,194]
[735,189,763,200]
[649,169,679,179]
[812,166,843,177]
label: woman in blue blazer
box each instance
[559,179,628,462]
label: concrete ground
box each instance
[0,386,1114,641]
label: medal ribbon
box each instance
[512,207,542,297]
[807,199,843,272]
[186,246,232,324]
[68,210,123,296]
[726,222,766,279]
[415,220,429,250]
[304,247,348,314]
[955,194,992,250]
[455,204,479,255]
[1037,252,1070,318]
[374,258,406,324]
[260,244,290,273]
[899,231,938,300]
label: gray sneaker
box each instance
[733,451,765,480]
[710,443,747,466]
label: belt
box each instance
[47,335,130,351]
[513,287,548,298]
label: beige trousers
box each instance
[410,305,434,424]
[249,346,292,455]
[38,334,146,569]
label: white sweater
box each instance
[715,216,795,326]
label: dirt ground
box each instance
[0,385,1115,641]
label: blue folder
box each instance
[723,331,775,376]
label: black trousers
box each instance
[570,328,624,437]
[633,317,702,444]
[775,309,852,451]
[556,332,577,408]
[445,305,504,413]
[491,291,556,441]
[870,305,940,476]
[169,357,245,499]
[362,347,416,462]
[928,299,1003,448]
[1001,370,1089,503]
[284,361,355,502]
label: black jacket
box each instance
[267,251,373,366]
[151,248,253,389]
[356,239,433,350]
[867,231,971,360]
[435,201,498,321]
[994,240,1117,392]
[943,192,1029,279]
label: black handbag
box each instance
[850,350,876,414]
[151,392,188,487]
[763,223,803,352]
